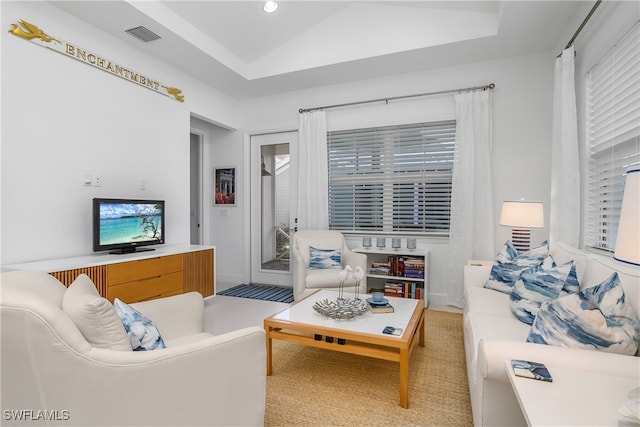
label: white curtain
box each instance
[550,46,580,247]
[297,111,329,230]
[447,90,495,307]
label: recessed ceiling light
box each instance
[263,1,278,13]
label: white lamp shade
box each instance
[614,169,640,266]
[499,201,544,228]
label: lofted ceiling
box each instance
[50,0,586,99]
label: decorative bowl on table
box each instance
[312,298,370,320]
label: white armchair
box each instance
[0,270,265,427]
[291,230,367,300]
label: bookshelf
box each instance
[354,247,429,308]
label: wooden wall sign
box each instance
[8,19,185,103]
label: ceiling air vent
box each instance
[125,26,161,43]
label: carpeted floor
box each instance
[217,283,294,303]
[264,309,472,426]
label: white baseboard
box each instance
[427,292,448,308]
[215,274,245,292]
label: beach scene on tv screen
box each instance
[99,203,162,245]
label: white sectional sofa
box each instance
[463,242,640,426]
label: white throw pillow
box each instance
[62,274,131,351]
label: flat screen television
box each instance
[93,198,165,254]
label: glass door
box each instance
[250,132,298,286]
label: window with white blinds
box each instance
[327,120,456,234]
[585,22,640,252]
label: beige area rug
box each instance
[265,309,472,426]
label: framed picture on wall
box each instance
[214,167,236,206]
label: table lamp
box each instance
[614,169,640,266]
[500,200,544,252]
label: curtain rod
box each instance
[562,0,602,52]
[298,83,495,114]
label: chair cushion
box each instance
[305,268,344,288]
[309,246,341,269]
[527,272,640,355]
[62,274,131,351]
[114,298,166,351]
[463,286,512,318]
[464,311,532,378]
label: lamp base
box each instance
[511,228,531,253]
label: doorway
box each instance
[250,131,298,286]
[189,132,202,245]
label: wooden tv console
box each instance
[3,245,215,304]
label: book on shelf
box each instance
[384,282,405,298]
[388,256,404,277]
[369,261,390,275]
[376,282,423,300]
[384,255,425,278]
[403,257,425,266]
[404,270,424,279]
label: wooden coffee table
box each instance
[264,289,425,408]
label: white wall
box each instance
[1,1,238,264]
[3,1,632,305]
[205,127,247,284]
[236,52,555,306]
[188,117,247,285]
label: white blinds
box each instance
[585,22,640,251]
[327,120,456,233]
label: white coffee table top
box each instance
[505,360,640,426]
[272,289,420,337]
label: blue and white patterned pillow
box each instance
[114,298,166,351]
[562,263,580,295]
[309,246,342,269]
[510,258,575,324]
[527,273,640,355]
[484,240,549,294]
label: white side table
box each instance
[505,360,639,426]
